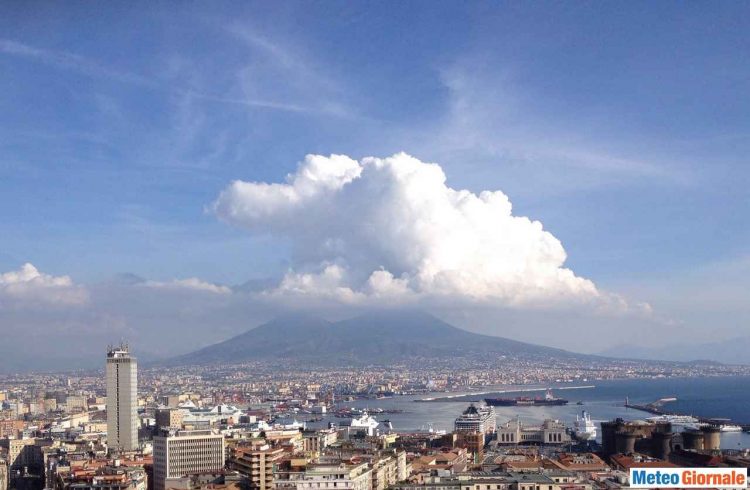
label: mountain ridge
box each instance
[598,337,749,365]
[165,310,596,366]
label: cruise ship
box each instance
[454,403,497,433]
[485,389,568,407]
[573,411,597,441]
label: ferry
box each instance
[708,418,744,432]
[573,410,597,441]
[349,410,380,436]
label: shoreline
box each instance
[414,384,597,402]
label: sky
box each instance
[1,2,749,369]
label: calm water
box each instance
[331,376,750,450]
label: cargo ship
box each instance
[485,389,568,407]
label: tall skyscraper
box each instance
[106,343,138,452]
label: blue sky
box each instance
[1,2,749,365]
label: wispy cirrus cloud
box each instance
[0,37,347,116]
[0,38,154,87]
[222,23,357,118]
[382,61,692,198]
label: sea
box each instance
[325,376,750,450]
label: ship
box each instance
[646,414,701,427]
[348,410,380,436]
[573,410,597,441]
[485,389,568,407]
[706,418,743,432]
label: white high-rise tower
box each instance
[106,343,138,452]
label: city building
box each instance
[155,408,184,431]
[230,444,284,490]
[106,345,138,452]
[2,437,44,474]
[301,429,337,454]
[163,471,243,490]
[66,396,88,412]
[0,437,47,490]
[279,463,372,490]
[495,418,571,445]
[53,460,148,490]
[456,431,485,463]
[0,420,26,439]
[371,454,400,490]
[391,472,579,490]
[153,429,225,490]
[0,459,7,490]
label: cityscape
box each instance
[2,3,750,490]
[1,342,749,490]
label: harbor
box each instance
[333,376,750,449]
[624,397,750,432]
[415,385,596,402]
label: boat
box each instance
[349,410,380,436]
[414,422,446,435]
[646,414,701,427]
[706,418,744,432]
[573,410,597,441]
[485,389,568,407]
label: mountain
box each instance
[598,337,750,365]
[166,310,591,366]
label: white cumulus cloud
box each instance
[0,263,89,307]
[213,153,641,312]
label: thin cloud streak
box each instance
[0,38,345,117]
[0,38,154,87]
[389,62,693,194]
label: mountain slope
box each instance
[167,310,589,366]
[599,337,750,365]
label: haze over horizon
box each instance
[1,3,749,368]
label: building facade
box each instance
[231,444,283,490]
[153,429,225,490]
[495,418,570,445]
[0,459,7,490]
[155,408,184,431]
[106,345,138,452]
[279,464,372,490]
